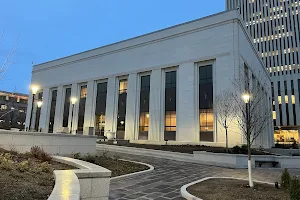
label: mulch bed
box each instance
[0,148,75,200]
[98,142,272,155]
[187,178,289,200]
[74,152,149,177]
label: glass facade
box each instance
[116,79,128,139]
[164,71,176,141]
[62,88,71,127]
[95,82,107,137]
[139,75,150,140]
[48,90,57,133]
[199,65,213,142]
[77,85,87,134]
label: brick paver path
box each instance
[97,150,300,200]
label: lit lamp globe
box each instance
[31,85,39,95]
[71,97,77,105]
[37,101,43,108]
[242,93,250,103]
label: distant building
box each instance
[0,90,28,130]
[227,0,300,144]
[26,10,273,147]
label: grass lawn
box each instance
[0,148,74,200]
[187,178,289,200]
[98,142,272,155]
[73,152,149,177]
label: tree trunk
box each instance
[225,127,228,153]
[248,140,254,188]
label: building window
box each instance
[48,90,57,133]
[1,105,7,110]
[199,65,213,142]
[164,71,176,141]
[95,82,107,136]
[273,111,277,120]
[165,111,176,131]
[62,88,71,128]
[119,80,128,94]
[116,79,128,139]
[77,85,87,134]
[139,112,149,131]
[139,75,150,140]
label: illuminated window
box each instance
[1,105,7,110]
[200,109,214,132]
[119,80,128,94]
[285,95,289,104]
[292,95,296,104]
[139,112,149,132]
[165,111,176,131]
[80,85,87,98]
[273,111,276,120]
[278,96,282,104]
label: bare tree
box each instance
[214,90,235,152]
[231,67,272,187]
[0,32,19,80]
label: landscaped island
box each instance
[72,151,149,177]
[0,147,74,200]
[98,142,271,155]
[187,178,289,200]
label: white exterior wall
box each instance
[26,10,273,147]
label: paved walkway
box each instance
[97,150,300,200]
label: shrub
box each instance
[39,152,52,162]
[281,168,291,189]
[289,176,300,200]
[0,157,14,171]
[16,161,29,172]
[3,153,12,160]
[83,153,96,163]
[30,146,52,162]
[38,162,52,173]
[72,152,81,159]
[30,146,43,158]
[232,145,241,154]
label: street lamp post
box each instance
[70,97,77,134]
[29,85,39,131]
[35,101,43,131]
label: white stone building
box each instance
[26,10,273,147]
[227,0,300,144]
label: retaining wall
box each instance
[0,130,97,155]
[98,144,300,169]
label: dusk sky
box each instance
[0,1,225,94]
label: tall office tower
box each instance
[227,0,300,144]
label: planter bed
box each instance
[186,178,288,200]
[98,142,271,155]
[73,152,149,177]
[0,148,75,200]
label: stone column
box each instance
[38,88,50,132]
[177,62,197,142]
[125,73,138,140]
[149,69,162,141]
[83,80,96,135]
[53,86,64,133]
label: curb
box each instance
[111,159,154,180]
[180,177,275,200]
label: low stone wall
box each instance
[266,148,300,156]
[51,156,111,200]
[0,130,96,155]
[98,144,300,169]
